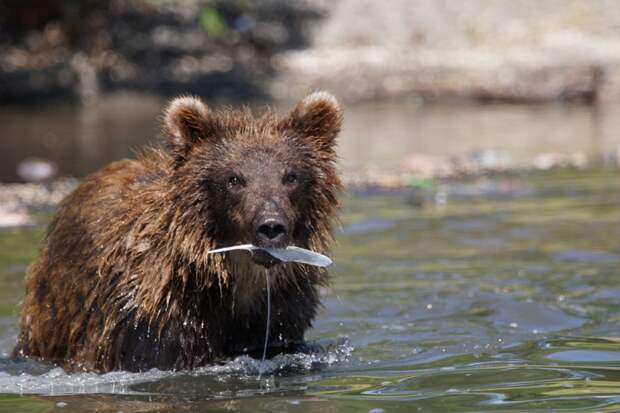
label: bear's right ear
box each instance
[162,96,215,163]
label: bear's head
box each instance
[161,92,342,268]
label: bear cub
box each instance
[14,92,342,372]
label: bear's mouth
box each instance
[251,249,283,268]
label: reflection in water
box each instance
[338,100,620,174]
[0,95,163,183]
[2,96,620,182]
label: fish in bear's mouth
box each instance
[208,244,332,268]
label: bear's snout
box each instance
[254,216,289,248]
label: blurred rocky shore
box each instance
[275,0,620,103]
[0,178,76,228]
[2,0,620,104]
[0,0,326,104]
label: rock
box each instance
[0,178,78,209]
[16,158,57,183]
[0,203,33,229]
[402,153,442,178]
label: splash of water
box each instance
[0,340,353,395]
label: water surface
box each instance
[0,170,619,412]
[2,97,620,182]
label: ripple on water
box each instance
[442,218,497,232]
[551,250,620,264]
[480,294,586,334]
[306,337,620,412]
[546,349,620,363]
[341,219,396,236]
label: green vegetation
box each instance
[199,6,227,38]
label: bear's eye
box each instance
[227,175,243,189]
[283,172,298,185]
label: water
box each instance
[0,169,618,412]
[2,96,620,182]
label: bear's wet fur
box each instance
[14,92,342,372]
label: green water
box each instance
[0,170,619,412]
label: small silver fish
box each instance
[207,244,332,267]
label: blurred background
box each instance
[1,0,620,189]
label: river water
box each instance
[0,98,619,412]
[0,169,619,412]
[1,96,620,182]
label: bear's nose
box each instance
[255,218,289,247]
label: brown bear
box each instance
[13,92,342,372]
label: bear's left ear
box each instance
[283,91,343,150]
[162,96,216,163]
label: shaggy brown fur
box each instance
[14,92,342,372]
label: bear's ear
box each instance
[162,96,215,162]
[284,91,343,149]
